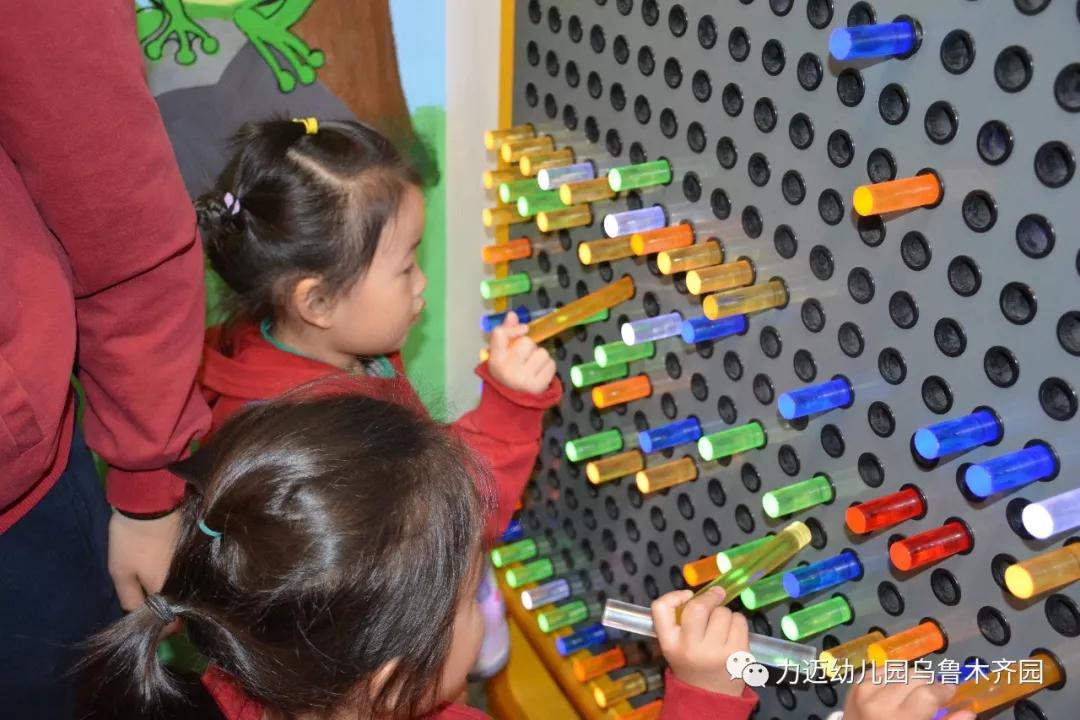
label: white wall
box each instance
[445,1,503,416]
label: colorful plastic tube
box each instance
[889,521,972,571]
[607,700,662,720]
[596,340,656,367]
[566,429,624,463]
[740,574,791,610]
[520,147,574,176]
[1022,487,1080,539]
[499,178,542,204]
[501,518,524,543]
[853,173,941,216]
[697,422,765,462]
[480,306,531,332]
[593,376,652,409]
[579,236,635,265]
[537,205,592,232]
[913,410,1002,461]
[570,361,629,389]
[482,205,527,227]
[480,273,532,300]
[783,551,863,598]
[828,21,918,61]
[762,474,834,518]
[538,599,602,633]
[780,596,852,641]
[937,652,1062,717]
[1005,543,1080,599]
[485,124,534,150]
[586,450,645,485]
[561,177,616,205]
[483,167,522,190]
[538,161,596,190]
[682,555,723,587]
[638,418,702,453]
[680,314,747,344]
[703,280,788,320]
[777,378,853,420]
[686,261,754,295]
[621,312,683,345]
[491,537,553,568]
[608,160,672,193]
[604,207,667,239]
[555,623,608,656]
[500,135,553,163]
[630,224,694,256]
[573,647,628,683]
[717,536,773,573]
[505,551,586,588]
[527,276,636,343]
[700,522,812,600]
[482,237,532,264]
[868,622,945,665]
[964,444,1056,499]
[846,487,925,534]
[635,457,698,494]
[591,669,663,709]
[657,240,722,275]
[518,191,565,217]
[819,631,885,678]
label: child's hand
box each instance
[487,312,556,395]
[652,587,750,696]
[842,676,976,720]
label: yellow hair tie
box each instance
[292,117,319,135]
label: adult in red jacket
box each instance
[0,2,210,716]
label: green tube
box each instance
[537,600,594,633]
[504,558,555,588]
[517,191,566,217]
[608,160,673,193]
[498,178,542,204]
[595,340,656,368]
[570,361,629,388]
[481,273,531,300]
[762,474,834,518]
[780,596,852,641]
[579,309,610,326]
[701,522,811,600]
[565,429,623,462]
[698,422,765,461]
[490,537,553,568]
[717,536,774,573]
[740,573,791,610]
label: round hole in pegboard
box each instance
[611,83,627,111]
[1055,311,1080,356]
[889,291,918,329]
[641,0,659,24]
[868,401,896,437]
[827,130,855,168]
[948,255,982,297]
[1014,701,1050,720]
[673,530,691,557]
[642,291,660,317]
[601,528,617,553]
[697,14,718,49]
[921,376,953,414]
[753,374,776,405]
[754,98,779,133]
[777,444,801,476]
[650,506,667,532]
[760,326,783,358]
[770,0,795,15]
[807,0,834,28]
[977,606,1011,646]
[940,30,975,74]
[717,395,738,424]
[633,411,650,433]
[837,69,865,107]
[665,352,683,380]
[708,477,727,507]
[788,113,815,151]
[637,45,656,76]
[615,0,634,15]
[854,216,885,249]
[728,26,751,62]
[762,40,786,76]
[976,120,1013,166]
[598,261,614,282]
[818,189,845,225]
[691,69,713,103]
[901,231,932,271]
[622,551,639,576]
[1000,281,1039,327]
[777,686,797,711]
[838,322,865,358]
[1055,64,1080,112]
[1039,377,1078,421]
[606,129,623,157]
[569,390,583,413]
[934,318,967,357]
[687,121,707,153]
[821,424,845,458]
[806,517,829,549]
[924,101,959,144]
[991,553,1017,590]
[802,299,826,333]
[742,206,764,239]
[584,116,600,143]
[663,57,683,89]
[625,518,641,543]
[525,82,539,107]
[722,83,745,117]
[748,153,772,187]
[589,409,604,433]
[983,346,1020,388]
[587,71,603,99]
[659,108,678,138]
[716,137,738,170]
[675,493,695,522]
[582,507,598,531]
[847,1,875,25]
[774,225,798,259]
[796,53,825,93]
[557,265,571,288]
[710,189,732,221]
[1015,214,1055,259]
[667,3,688,36]
[695,339,716,360]
[750,612,773,636]
[781,170,807,205]
[878,83,910,125]
[644,575,660,600]
[1014,0,1051,13]
[815,683,839,708]
[613,35,630,64]
[563,103,579,130]
[809,246,835,281]
[537,250,552,273]
[682,173,703,204]
[742,463,762,493]
[634,95,652,125]
[858,452,885,488]
[547,5,562,33]
[847,267,875,304]
[931,568,961,606]
[670,565,688,590]
[690,373,709,402]
[735,504,756,534]
[1034,141,1076,188]
[703,516,721,545]
[604,496,620,522]
[878,581,906,616]
[565,61,580,88]
[995,46,1033,93]
[660,393,679,420]
[866,148,897,183]
[1046,594,1080,637]
[794,349,818,382]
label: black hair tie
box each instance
[145,594,176,624]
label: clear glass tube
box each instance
[520,578,571,610]
[604,206,667,238]
[703,280,788,320]
[964,444,1056,499]
[658,240,723,275]
[913,410,1002,460]
[638,418,702,453]
[1022,487,1080,539]
[538,161,596,190]
[762,474,834,518]
[621,312,683,345]
[680,314,746,343]
[828,21,918,61]
[782,550,862,598]
[777,378,853,420]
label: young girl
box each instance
[80,395,974,720]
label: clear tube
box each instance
[538,162,596,190]
[621,312,683,345]
[520,578,571,610]
[604,206,667,238]
[1022,487,1080,539]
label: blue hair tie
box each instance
[198,519,223,539]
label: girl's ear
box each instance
[291,277,336,329]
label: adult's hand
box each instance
[108,511,181,611]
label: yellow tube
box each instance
[703,280,787,320]
[483,167,522,190]
[538,206,592,232]
[526,276,635,343]
[520,147,574,176]
[482,205,528,227]
[940,652,1063,716]
[1005,543,1080,599]
[500,135,554,163]
[579,236,635,265]
[686,260,754,295]
[630,224,694,256]
[587,450,645,485]
[819,631,886,678]
[852,173,941,216]
[635,457,698,494]
[485,123,535,150]
[867,622,944,665]
[561,177,617,205]
[657,241,722,275]
[699,522,811,602]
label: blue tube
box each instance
[501,518,524,543]
[913,410,1002,461]
[782,550,862,599]
[681,315,747,343]
[963,444,1056,499]
[638,417,702,454]
[555,623,609,656]
[480,306,532,332]
[829,21,917,61]
[777,378,853,420]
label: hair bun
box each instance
[195,194,242,233]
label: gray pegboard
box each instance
[507,1,1079,718]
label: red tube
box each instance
[889,522,971,572]
[846,487,924,534]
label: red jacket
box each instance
[0,0,210,531]
[204,666,759,720]
[200,323,562,538]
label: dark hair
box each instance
[196,119,422,321]
[81,391,490,720]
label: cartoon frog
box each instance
[136,0,324,92]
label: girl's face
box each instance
[328,184,428,357]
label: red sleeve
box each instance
[659,671,759,720]
[452,363,562,540]
[0,1,211,512]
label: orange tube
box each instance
[941,652,1062,715]
[630,224,694,256]
[657,241,722,275]
[572,647,627,682]
[686,260,754,295]
[579,236,635,265]
[521,148,574,176]
[819,631,886,678]
[587,450,645,485]
[607,700,663,720]
[481,237,532,264]
[527,276,635,343]
[561,177,617,205]
[538,206,592,232]
[501,135,554,163]
[635,457,698,494]
[683,555,722,587]
[593,375,651,409]
[853,173,941,216]
[703,280,788,320]
[867,622,944,665]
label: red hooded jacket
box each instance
[199,323,562,538]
